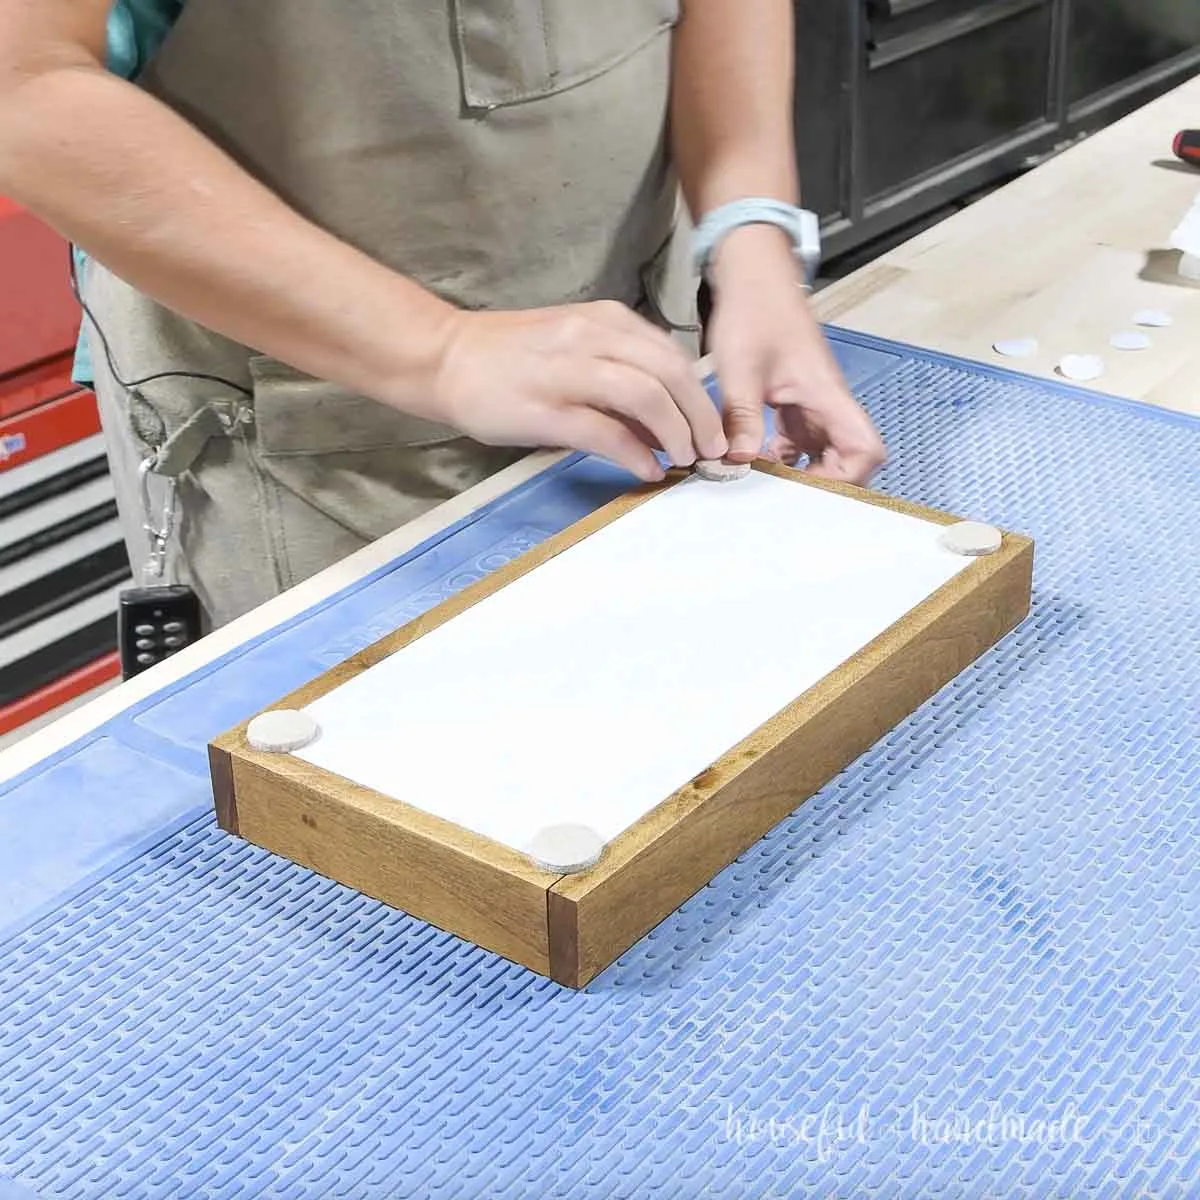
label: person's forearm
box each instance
[669,0,799,219]
[0,65,456,416]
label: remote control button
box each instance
[136,652,156,666]
[135,638,156,651]
[164,635,186,648]
[134,624,156,637]
[163,621,184,633]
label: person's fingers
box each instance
[576,358,696,468]
[771,389,886,484]
[612,413,665,453]
[716,353,766,463]
[763,426,880,480]
[811,406,886,484]
[547,405,666,482]
[583,301,727,461]
[808,443,886,484]
[774,402,826,461]
[802,453,850,480]
[764,429,801,465]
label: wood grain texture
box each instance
[226,749,561,975]
[208,743,237,835]
[812,75,1200,415]
[549,469,1034,986]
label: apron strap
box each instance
[132,391,252,478]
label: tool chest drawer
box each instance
[0,201,128,736]
[0,197,82,416]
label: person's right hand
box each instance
[430,301,728,482]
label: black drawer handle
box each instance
[869,0,943,16]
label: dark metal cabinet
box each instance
[1068,0,1200,104]
[795,0,1200,260]
[793,1,853,222]
[863,0,1055,196]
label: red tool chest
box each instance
[0,199,128,736]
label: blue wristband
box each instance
[691,197,821,285]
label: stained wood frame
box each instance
[208,462,1034,987]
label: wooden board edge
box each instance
[205,451,1034,987]
[225,741,561,884]
[752,459,966,528]
[208,740,238,835]
[547,890,581,989]
[554,532,1034,986]
[224,745,561,977]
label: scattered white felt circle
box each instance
[938,521,1003,556]
[1056,353,1105,382]
[1133,309,1172,328]
[247,708,319,752]
[524,823,606,873]
[1109,330,1151,351]
[695,459,751,482]
[992,337,1039,358]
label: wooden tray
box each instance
[208,462,1034,987]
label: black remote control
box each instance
[117,584,203,679]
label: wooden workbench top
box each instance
[814,74,1200,416]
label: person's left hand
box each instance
[704,224,887,484]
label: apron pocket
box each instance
[452,0,680,109]
[245,354,524,548]
[247,355,461,456]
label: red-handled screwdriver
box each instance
[1174,130,1200,168]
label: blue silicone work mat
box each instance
[3,328,1200,1199]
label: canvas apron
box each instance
[84,0,691,629]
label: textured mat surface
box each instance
[3,330,1199,1199]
